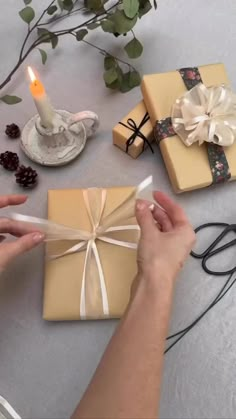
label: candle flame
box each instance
[28,66,36,83]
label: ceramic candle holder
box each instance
[21,109,99,166]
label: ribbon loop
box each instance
[172,83,236,147]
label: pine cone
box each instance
[15,165,38,188]
[0,151,19,171]
[5,123,21,139]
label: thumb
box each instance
[135,200,156,237]
[0,232,44,270]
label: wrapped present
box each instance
[141,63,236,192]
[13,177,152,321]
[113,100,154,159]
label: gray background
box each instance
[1,0,236,417]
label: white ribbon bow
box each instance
[12,176,153,319]
[171,83,236,146]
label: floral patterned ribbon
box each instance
[155,67,231,184]
[119,112,154,154]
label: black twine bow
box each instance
[119,112,154,154]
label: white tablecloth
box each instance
[0,1,236,417]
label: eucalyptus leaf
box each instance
[38,27,51,42]
[139,0,152,17]
[19,6,35,24]
[0,95,22,105]
[104,56,116,70]
[101,19,115,33]
[51,34,58,49]
[24,0,32,4]
[87,22,100,29]
[128,70,141,87]
[84,0,103,12]
[123,0,139,19]
[47,5,58,15]
[124,37,143,58]
[120,72,131,93]
[103,67,118,85]
[38,48,47,64]
[63,0,73,11]
[57,0,64,9]
[111,10,137,34]
[76,29,88,40]
[37,28,58,49]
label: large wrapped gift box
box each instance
[43,186,140,320]
[141,63,236,192]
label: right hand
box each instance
[135,191,196,285]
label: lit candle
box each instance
[28,66,55,129]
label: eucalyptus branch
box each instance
[0,0,155,102]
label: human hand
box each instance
[135,192,195,286]
[0,195,44,272]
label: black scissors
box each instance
[191,222,236,276]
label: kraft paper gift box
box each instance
[42,185,142,321]
[113,100,154,159]
[141,63,236,192]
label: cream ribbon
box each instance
[12,176,153,318]
[0,396,21,419]
[171,83,236,146]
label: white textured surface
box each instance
[0,1,236,418]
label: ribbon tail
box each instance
[91,241,109,316]
[0,396,21,419]
[80,241,92,318]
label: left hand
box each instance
[0,195,44,272]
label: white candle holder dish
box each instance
[21,109,99,166]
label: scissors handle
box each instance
[191,222,236,276]
[191,222,230,258]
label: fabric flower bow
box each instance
[171,83,236,146]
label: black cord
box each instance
[165,272,236,354]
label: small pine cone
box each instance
[0,151,19,171]
[5,123,21,139]
[15,165,38,188]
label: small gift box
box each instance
[13,178,152,321]
[113,100,154,159]
[141,63,236,192]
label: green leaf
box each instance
[0,95,22,105]
[19,6,35,24]
[119,70,141,92]
[87,22,100,29]
[138,0,152,17]
[111,10,137,34]
[76,29,88,41]
[123,0,139,18]
[153,0,157,9]
[63,0,73,11]
[51,34,58,49]
[47,5,58,15]
[24,0,32,4]
[57,0,64,10]
[104,56,116,70]
[103,67,118,85]
[38,48,47,64]
[128,70,141,87]
[37,28,58,49]
[124,37,143,58]
[101,19,115,33]
[84,0,103,12]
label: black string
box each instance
[119,112,154,154]
[165,272,236,354]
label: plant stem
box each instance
[37,6,86,27]
[81,38,136,70]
